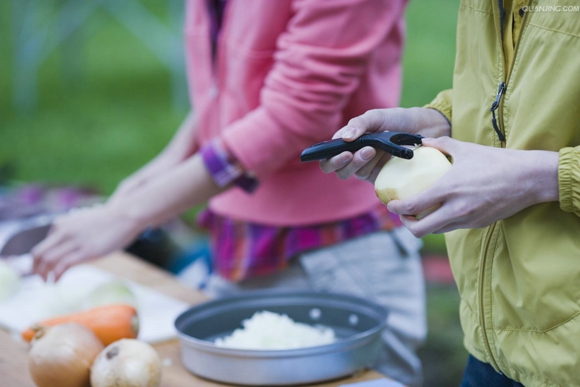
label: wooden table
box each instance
[0,252,387,387]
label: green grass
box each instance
[1,3,185,194]
[1,1,466,385]
[401,0,458,108]
[403,0,457,259]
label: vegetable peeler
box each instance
[300,132,423,162]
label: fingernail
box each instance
[361,147,374,160]
[340,154,350,164]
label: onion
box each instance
[215,310,336,350]
[91,339,162,387]
[28,323,104,387]
[0,261,21,301]
[85,280,138,310]
[375,146,452,219]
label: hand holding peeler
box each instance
[300,132,423,162]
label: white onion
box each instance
[28,323,104,387]
[91,339,162,387]
[0,261,21,301]
[214,310,336,350]
[85,280,138,310]
[375,146,452,218]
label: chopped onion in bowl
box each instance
[214,310,336,350]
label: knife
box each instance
[0,222,52,257]
[0,218,52,276]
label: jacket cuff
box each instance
[558,146,580,216]
[424,89,453,124]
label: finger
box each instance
[355,152,391,182]
[31,228,68,261]
[399,205,455,238]
[319,151,353,174]
[33,236,76,279]
[342,109,391,141]
[40,240,78,264]
[432,214,483,235]
[52,250,91,281]
[399,215,437,239]
[331,126,353,140]
[433,223,462,234]
[353,149,386,181]
[334,146,377,180]
[387,194,442,217]
[422,136,459,156]
[35,245,78,281]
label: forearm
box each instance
[110,111,200,203]
[112,153,226,229]
[162,110,198,160]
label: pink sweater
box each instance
[185,0,407,226]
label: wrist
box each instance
[524,150,559,205]
[159,146,189,165]
[410,107,452,138]
[106,200,150,236]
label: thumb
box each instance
[342,109,391,141]
[421,136,459,156]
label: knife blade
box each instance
[0,223,51,257]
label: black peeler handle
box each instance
[300,132,423,162]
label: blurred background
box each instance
[0,0,466,385]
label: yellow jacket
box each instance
[427,0,580,385]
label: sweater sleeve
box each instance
[199,138,259,193]
[220,0,406,179]
[558,146,580,217]
[424,89,453,124]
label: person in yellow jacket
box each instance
[320,1,580,386]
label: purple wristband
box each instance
[200,139,259,193]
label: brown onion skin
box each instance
[28,323,104,387]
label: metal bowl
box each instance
[174,290,388,386]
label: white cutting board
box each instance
[0,265,189,344]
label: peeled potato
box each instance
[374,146,452,218]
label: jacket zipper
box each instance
[479,0,532,373]
[490,0,531,145]
[490,82,506,142]
[478,222,500,372]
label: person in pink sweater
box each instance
[32,1,426,385]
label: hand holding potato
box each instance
[385,137,559,237]
[319,107,451,183]
[320,107,560,238]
